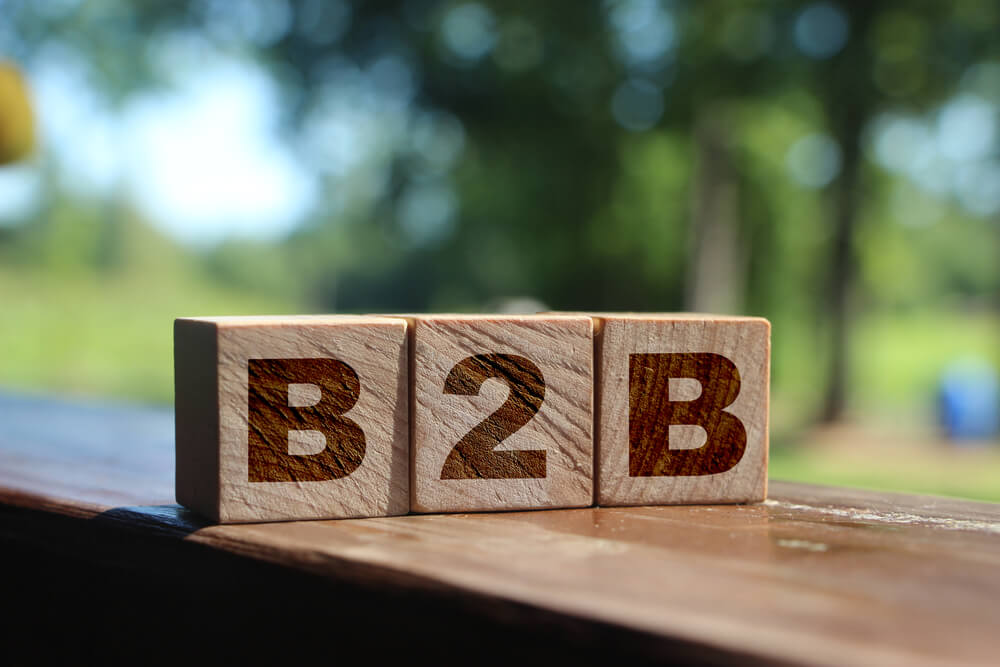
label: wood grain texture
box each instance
[247,358,365,482]
[2,393,1000,666]
[175,315,409,522]
[594,314,769,505]
[405,315,593,512]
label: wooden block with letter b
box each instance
[407,315,594,513]
[594,314,770,506]
[174,315,409,523]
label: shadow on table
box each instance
[95,503,209,537]
[0,500,786,666]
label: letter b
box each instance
[628,353,746,477]
[248,358,366,482]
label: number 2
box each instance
[440,353,547,480]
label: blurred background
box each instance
[0,0,997,500]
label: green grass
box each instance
[766,308,1000,503]
[852,309,1000,416]
[771,437,1000,503]
[0,266,303,403]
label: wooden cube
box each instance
[594,314,769,506]
[407,315,594,513]
[174,315,409,523]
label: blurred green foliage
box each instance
[0,0,998,498]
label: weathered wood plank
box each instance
[1,393,998,666]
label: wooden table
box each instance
[1,392,997,665]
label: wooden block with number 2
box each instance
[408,315,594,513]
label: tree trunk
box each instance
[821,116,863,423]
[686,114,745,314]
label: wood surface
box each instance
[593,314,769,506]
[405,315,594,512]
[175,315,409,522]
[1,393,999,665]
